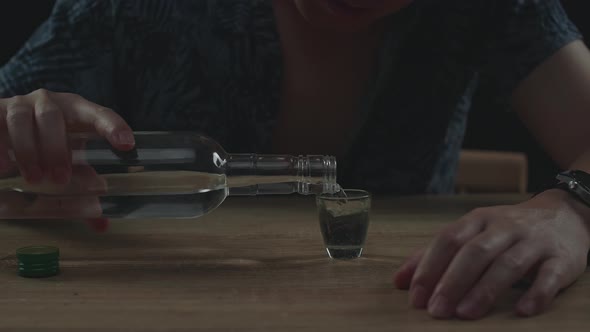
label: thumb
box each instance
[55,93,135,151]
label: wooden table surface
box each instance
[0,194,588,331]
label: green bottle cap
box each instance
[16,246,60,278]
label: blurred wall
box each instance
[0,0,588,191]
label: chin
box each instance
[293,0,413,31]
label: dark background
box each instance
[0,1,588,192]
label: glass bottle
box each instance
[0,132,339,219]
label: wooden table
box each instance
[0,194,588,331]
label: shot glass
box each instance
[316,189,371,259]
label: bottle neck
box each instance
[225,154,339,196]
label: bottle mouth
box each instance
[296,155,339,195]
[322,156,340,194]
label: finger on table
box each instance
[455,240,544,319]
[427,226,521,318]
[410,210,487,309]
[516,257,574,317]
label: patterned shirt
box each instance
[0,0,581,194]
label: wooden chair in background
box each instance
[455,149,528,194]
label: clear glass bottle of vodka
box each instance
[0,132,339,219]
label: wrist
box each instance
[534,174,590,265]
[535,170,590,217]
[536,187,588,210]
[534,188,590,233]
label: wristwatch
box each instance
[552,170,590,265]
[553,170,590,208]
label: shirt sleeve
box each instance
[473,0,583,112]
[0,0,116,107]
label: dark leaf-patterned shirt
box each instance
[0,0,581,194]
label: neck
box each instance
[272,0,385,42]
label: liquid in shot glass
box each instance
[317,189,371,259]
